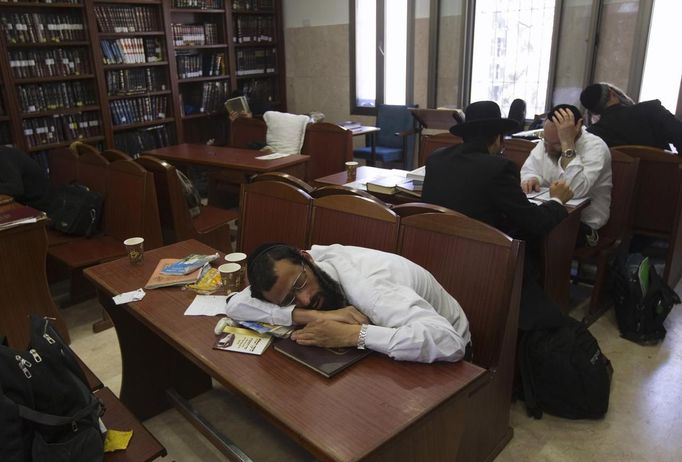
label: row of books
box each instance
[236,48,276,76]
[22,113,102,148]
[106,68,167,97]
[109,96,168,126]
[18,81,96,113]
[173,0,223,8]
[113,124,173,157]
[0,13,85,44]
[1,0,81,4]
[233,16,274,43]
[232,0,274,12]
[171,23,218,46]
[100,38,164,65]
[176,52,225,79]
[9,48,90,79]
[239,77,275,107]
[181,81,228,115]
[93,5,159,34]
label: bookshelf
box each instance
[230,0,285,115]
[0,0,105,155]
[0,0,287,159]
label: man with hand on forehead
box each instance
[520,104,612,247]
[224,243,471,363]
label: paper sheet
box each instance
[112,289,145,305]
[255,152,290,160]
[184,295,229,316]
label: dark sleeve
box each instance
[490,161,568,238]
[0,158,24,197]
[653,102,682,153]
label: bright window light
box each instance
[355,0,376,108]
[384,0,408,105]
[470,0,556,116]
[640,0,682,112]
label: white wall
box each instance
[283,0,349,28]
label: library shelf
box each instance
[103,62,169,70]
[108,90,172,100]
[181,110,225,120]
[27,136,105,153]
[231,10,275,15]
[6,41,91,48]
[177,75,230,84]
[98,32,166,39]
[236,72,277,80]
[21,105,101,119]
[0,2,85,9]
[14,74,96,84]
[233,42,276,48]
[112,117,176,132]
[175,44,229,50]
[170,8,225,14]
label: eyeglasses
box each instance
[279,263,308,307]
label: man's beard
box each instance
[307,262,347,310]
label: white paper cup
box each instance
[123,237,144,265]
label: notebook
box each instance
[274,338,371,378]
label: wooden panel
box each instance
[310,195,399,253]
[301,122,354,180]
[599,149,640,242]
[252,172,314,193]
[47,148,78,189]
[418,132,462,166]
[238,181,312,255]
[77,149,109,196]
[229,117,267,148]
[502,138,536,171]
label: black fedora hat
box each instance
[450,101,519,137]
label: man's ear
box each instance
[300,250,314,265]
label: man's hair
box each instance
[548,104,582,125]
[462,130,499,146]
[246,243,304,300]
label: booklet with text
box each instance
[213,326,272,355]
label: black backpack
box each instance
[48,183,103,237]
[0,315,104,462]
[520,316,613,419]
[612,253,680,345]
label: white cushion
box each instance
[263,111,310,155]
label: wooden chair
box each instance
[47,148,78,190]
[310,184,378,201]
[392,202,452,217]
[301,122,353,180]
[229,116,267,148]
[136,155,238,254]
[310,194,400,253]
[238,180,313,255]
[70,141,100,157]
[397,211,524,462]
[573,149,640,323]
[251,172,314,194]
[502,138,536,170]
[418,132,462,166]
[101,148,132,162]
[613,145,682,285]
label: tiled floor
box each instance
[63,279,682,462]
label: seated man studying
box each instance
[520,104,612,247]
[225,243,471,363]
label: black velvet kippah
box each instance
[580,83,608,114]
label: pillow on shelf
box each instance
[263,111,310,155]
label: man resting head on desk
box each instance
[225,243,471,363]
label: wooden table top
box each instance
[144,143,310,172]
[314,165,391,186]
[84,239,487,462]
[348,126,380,136]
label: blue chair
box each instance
[353,104,418,170]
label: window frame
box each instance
[349,0,415,116]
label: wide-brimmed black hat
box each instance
[450,101,519,137]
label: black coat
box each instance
[587,100,682,153]
[421,141,568,242]
[0,146,52,211]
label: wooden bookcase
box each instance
[0,0,286,158]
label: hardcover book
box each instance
[144,258,204,289]
[274,338,371,378]
[366,175,412,195]
[224,95,250,115]
[0,205,43,231]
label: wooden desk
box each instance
[0,204,69,348]
[84,240,487,462]
[314,167,585,310]
[349,126,380,166]
[144,143,310,179]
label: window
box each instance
[351,0,414,114]
[468,0,557,117]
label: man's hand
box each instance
[291,320,362,348]
[552,108,582,150]
[521,177,540,194]
[549,180,574,204]
[322,305,369,325]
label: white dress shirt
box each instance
[226,244,471,363]
[520,128,612,229]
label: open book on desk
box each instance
[274,338,371,378]
[531,190,590,207]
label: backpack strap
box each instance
[17,396,101,428]
[520,331,543,419]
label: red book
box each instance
[0,205,44,230]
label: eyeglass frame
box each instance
[279,262,308,307]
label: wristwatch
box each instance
[561,148,576,159]
[357,324,368,349]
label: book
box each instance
[338,120,362,130]
[366,175,412,195]
[236,320,295,338]
[0,205,44,231]
[161,253,219,275]
[213,326,272,355]
[274,338,371,378]
[0,195,14,206]
[224,95,250,115]
[406,165,425,183]
[144,258,205,289]
[395,180,422,197]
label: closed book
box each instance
[214,326,273,355]
[224,96,250,115]
[366,175,410,195]
[395,180,422,197]
[0,205,44,230]
[274,338,371,378]
[144,258,204,289]
[406,165,425,182]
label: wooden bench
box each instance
[418,132,462,166]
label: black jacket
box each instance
[587,100,682,153]
[421,141,568,241]
[0,146,52,211]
